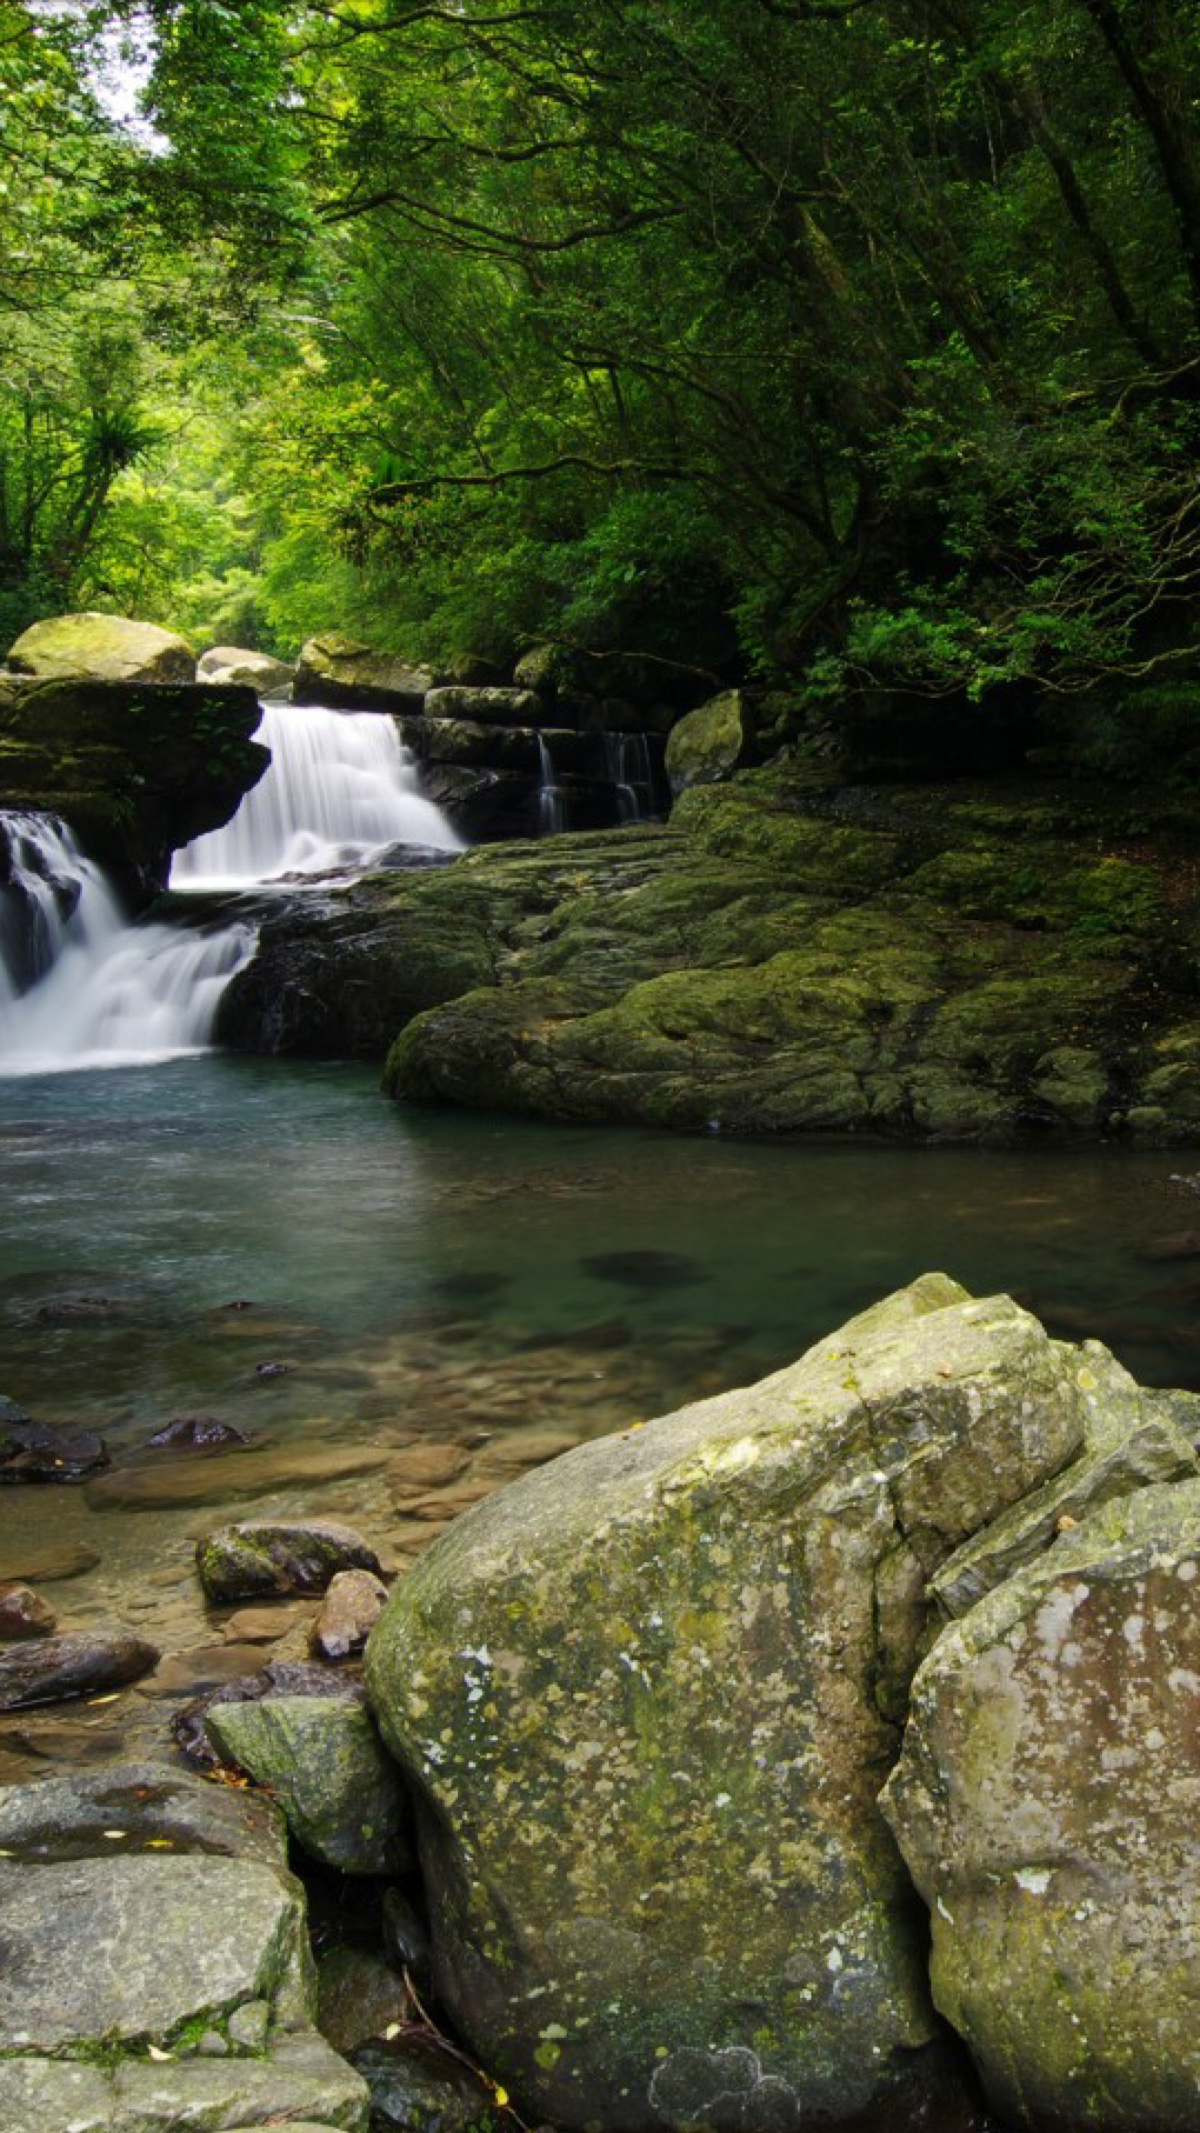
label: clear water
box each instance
[3,1056,1198,1435]
[0,1059,1188,2130]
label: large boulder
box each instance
[294,634,433,711]
[198,645,295,699]
[665,688,759,793]
[365,1275,1108,2131]
[883,1478,1200,2133]
[6,612,196,684]
[0,1762,368,2131]
[0,677,269,891]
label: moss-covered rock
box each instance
[205,1696,412,1877]
[883,1479,1200,2133]
[6,612,196,684]
[664,688,758,792]
[294,635,433,711]
[364,1275,1104,2131]
[196,1520,383,1603]
[0,676,268,890]
[223,761,1200,1143]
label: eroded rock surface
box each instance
[0,1762,368,2131]
[364,1275,1103,2130]
[884,1480,1200,2133]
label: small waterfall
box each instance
[605,732,655,823]
[173,701,462,886]
[0,812,255,1075]
[537,735,569,836]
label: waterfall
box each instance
[0,700,461,1076]
[605,732,655,823]
[0,812,255,1075]
[536,735,569,836]
[172,701,462,886]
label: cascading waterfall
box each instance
[536,735,569,835]
[0,813,255,1074]
[172,701,461,886]
[605,732,655,823]
[0,701,460,1075]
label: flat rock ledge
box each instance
[0,1762,368,2133]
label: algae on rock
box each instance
[365,1274,1106,2131]
[883,1479,1200,2133]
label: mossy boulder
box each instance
[365,1275,1105,2131]
[221,764,1200,1143]
[294,634,433,711]
[883,1478,1200,2133]
[0,676,269,891]
[197,1520,383,1603]
[205,1695,412,1877]
[6,612,196,684]
[664,689,758,792]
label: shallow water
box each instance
[2,1053,1199,1792]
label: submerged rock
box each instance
[364,1275,1102,2130]
[0,1416,110,1483]
[883,1479,1200,2133]
[0,1629,159,1709]
[205,1694,412,1876]
[196,1520,384,1602]
[145,1414,251,1451]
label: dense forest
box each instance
[5,0,1200,735]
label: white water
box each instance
[172,701,462,887]
[605,732,654,823]
[0,701,461,1075]
[0,814,255,1075]
[537,735,569,836]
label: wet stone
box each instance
[0,1580,57,1640]
[0,1629,159,1710]
[350,2036,496,2133]
[0,1417,109,1483]
[146,1414,251,1451]
[310,1569,390,1662]
[223,1602,312,1645]
[317,1945,406,2055]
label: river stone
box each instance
[0,1853,301,2050]
[364,1274,1097,2131]
[205,1694,412,1875]
[883,1482,1200,2132]
[0,1761,369,2129]
[423,684,548,728]
[0,1580,56,1639]
[197,1518,383,1601]
[0,1629,159,1709]
[311,1568,390,1661]
[5,611,196,683]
